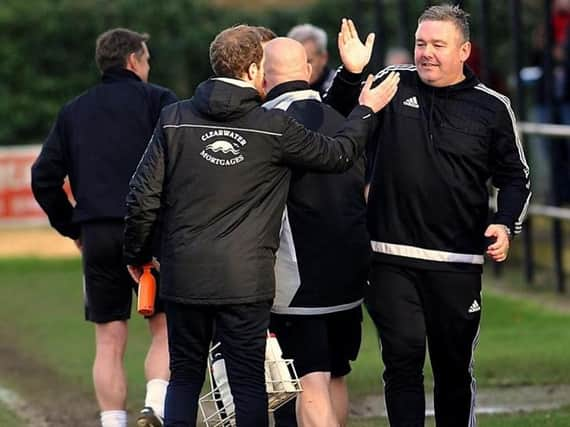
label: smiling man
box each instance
[326,5,531,427]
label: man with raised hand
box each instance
[123,25,398,427]
[31,28,177,427]
[263,37,374,427]
[326,7,531,427]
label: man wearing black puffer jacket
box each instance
[124,25,398,427]
[328,8,531,427]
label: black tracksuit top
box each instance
[123,78,376,305]
[263,81,369,314]
[31,68,177,239]
[327,65,531,272]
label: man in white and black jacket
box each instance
[123,25,399,427]
[262,38,371,427]
[327,7,531,427]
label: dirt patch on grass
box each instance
[350,384,570,418]
[0,227,78,258]
[0,330,99,427]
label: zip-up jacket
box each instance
[327,65,531,272]
[123,78,376,305]
[263,81,369,315]
[31,68,178,238]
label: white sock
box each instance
[100,410,127,427]
[144,378,169,419]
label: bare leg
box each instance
[93,321,128,410]
[330,376,349,427]
[296,372,338,427]
[145,312,170,380]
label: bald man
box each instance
[263,38,388,427]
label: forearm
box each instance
[324,67,363,117]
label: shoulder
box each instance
[472,83,513,112]
[147,82,176,95]
[374,64,417,82]
[58,87,93,119]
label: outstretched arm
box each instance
[326,18,375,115]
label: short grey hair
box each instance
[287,24,328,52]
[418,4,470,42]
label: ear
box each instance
[460,41,471,63]
[247,62,259,81]
[305,63,313,80]
[125,52,138,71]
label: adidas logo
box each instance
[468,300,481,313]
[403,96,419,109]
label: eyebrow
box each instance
[415,38,448,44]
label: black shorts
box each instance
[269,306,362,378]
[81,220,164,323]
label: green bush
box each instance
[0,0,540,146]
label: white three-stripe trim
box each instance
[163,123,283,136]
[469,325,481,427]
[475,83,531,234]
[371,241,484,264]
[262,89,321,111]
[374,64,417,81]
[474,84,530,178]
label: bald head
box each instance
[263,37,312,93]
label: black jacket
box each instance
[31,68,177,238]
[327,65,531,272]
[263,81,369,314]
[123,77,376,305]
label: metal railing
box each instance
[518,121,570,293]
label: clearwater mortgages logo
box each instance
[200,129,246,167]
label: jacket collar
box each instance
[101,66,142,83]
[265,81,311,102]
[192,77,261,121]
[263,81,321,111]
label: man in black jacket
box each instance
[327,7,531,427]
[123,25,398,427]
[262,37,370,427]
[31,28,177,427]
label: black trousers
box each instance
[365,263,481,427]
[164,300,271,427]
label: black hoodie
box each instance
[327,65,531,272]
[123,78,376,304]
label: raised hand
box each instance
[359,72,399,113]
[338,18,375,73]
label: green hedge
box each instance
[0,0,538,146]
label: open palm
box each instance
[338,18,375,73]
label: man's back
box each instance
[37,67,177,224]
[263,84,369,313]
[125,77,378,305]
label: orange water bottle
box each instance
[137,263,156,316]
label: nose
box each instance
[422,44,435,59]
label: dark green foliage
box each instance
[0,0,541,145]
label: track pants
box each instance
[365,263,481,427]
[164,300,271,427]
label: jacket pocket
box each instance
[435,122,488,157]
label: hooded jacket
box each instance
[327,65,531,272]
[123,78,376,304]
